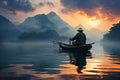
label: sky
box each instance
[0,0,120,31]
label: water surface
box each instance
[0,42,120,80]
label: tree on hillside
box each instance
[103,22,120,42]
[18,30,63,41]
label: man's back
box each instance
[71,32,86,46]
[75,32,86,45]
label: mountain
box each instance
[47,12,74,37]
[18,30,67,41]
[0,15,15,30]
[0,12,73,42]
[103,22,120,42]
[17,12,73,41]
[18,12,74,37]
[18,14,58,32]
[102,22,120,56]
[0,15,20,41]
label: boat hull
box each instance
[59,42,92,52]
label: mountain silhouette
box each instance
[0,12,73,41]
[18,14,57,32]
[103,22,120,42]
[47,11,74,37]
[18,30,67,41]
[18,11,73,37]
[0,15,20,41]
[17,12,74,41]
[102,22,120,57]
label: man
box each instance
[70,28,86,46]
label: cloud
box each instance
[39,1,55,8]
[39,2,44,7]
[46,1,55,8]
[60,0,120,19]
[0,0,34,14]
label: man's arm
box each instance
[71,33,79,40]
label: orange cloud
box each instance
[59,9,120,31]
[59,0,120,31]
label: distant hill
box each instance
[18,12,74,37]
[18,14,57,32]
[18,30,67,41]
[102,22,120,56]
[47,12,74,37]
[0,12,74,42]
[17,12,74,41]
[0,15,20,41]
[103,22,120,42]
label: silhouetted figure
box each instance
[69,51,92,73]
[70,28,86,46]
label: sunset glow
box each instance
[0,1,120,80]
[88,18,101,28]
[1,0,120,31]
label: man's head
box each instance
[77,28,83,32]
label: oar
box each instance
[88,42,95,45]
[69,39,72,45]
[52,40,61,44]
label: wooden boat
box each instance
[58,42,94,52]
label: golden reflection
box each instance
[55,52,120,77]
[0,52,120,80]
[59,64,78,74]
[83,54,120,75]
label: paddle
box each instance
[89,42,95,45]
[69,39,72,45]
[52,40,61,44]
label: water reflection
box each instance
[65,51,92,73]
[0,42,120,80]
[104,48,120,58]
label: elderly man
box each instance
[70,28,86,46]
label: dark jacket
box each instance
[71,32,86,45]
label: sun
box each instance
[88,18,101,28]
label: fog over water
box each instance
[0,41,120,80]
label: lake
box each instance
[0,41,120,80]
